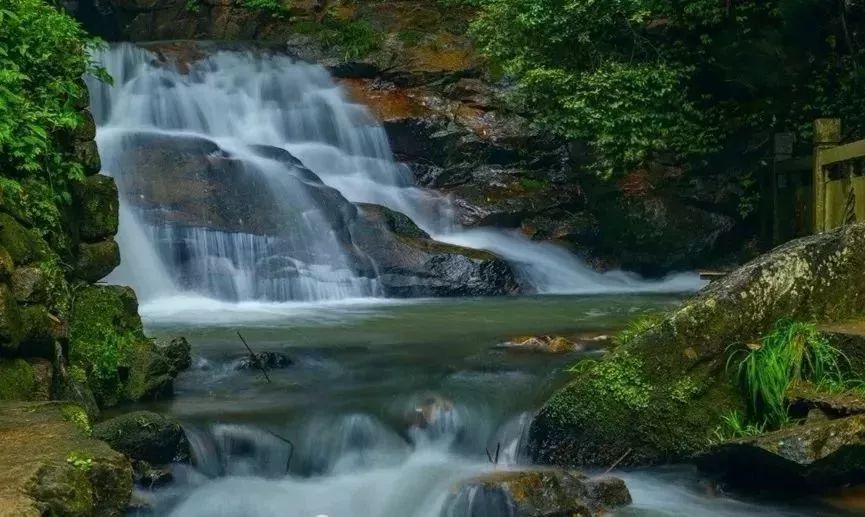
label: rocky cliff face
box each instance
[0,100,186,415]
[70,0,747,276]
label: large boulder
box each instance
[93,411,190,466]
[446,469,631,517]
[74,174,120,243]
[530,223,865,467]
[696,414,865,491]
[0,401,132,517]
[69,285,184,407]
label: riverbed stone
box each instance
[530,223,865,467]
[496,336,580,354]
[236,351,292,371]
[697,414,865,491]
[155,336,192,375]
[94,411,190,466]
[0,401,132,517]
[447,469,631,517]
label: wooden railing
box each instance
[770,119,865,245]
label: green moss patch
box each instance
[0,359,36,401]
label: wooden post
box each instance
[772,132,794,245]
[813,118,841,233]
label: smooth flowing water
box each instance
[86,44,702,306]
[127,296,843,517]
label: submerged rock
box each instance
[0,401,132,516]
[93,411,190,466]
[236,352,293,371]
[496,336,580,354]
[155,336,192,376]
[696,414,865,491]
[530,223,865,467]
[447,469,631,517]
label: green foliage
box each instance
[0,0,106,239]
[185,0,201,13]
[469,0,865,181]
[61,404,92,436]
[519,177,548,191]
[66,451,93,472]
[296,16,382,60]
[729,319,845,427]
[0,359,36,401]
[711,409,766,443]
[614,313,663,346]
[242,0,287,14]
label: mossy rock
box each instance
[0,359,37,401]
[0,246,13,282]
[531,223,865,467]
[74,175,119,243]
[73,140,101,176]
[11,266,49,304]
[358,203,429,239]
[74,240,120,283]
[69,285,145,407]
[69,285,178,408]
[0,283,24,353]
[0,213,46,265]
[93,411,189,465]
[19,304,65,359]
[0,401,132,516]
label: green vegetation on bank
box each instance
[0,0,104,241]
[461,0,865,190]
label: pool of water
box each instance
[129,295,846,516]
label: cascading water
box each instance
[87,43,702,306]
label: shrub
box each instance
[0,0,106,237]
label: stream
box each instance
[126,295,841,516]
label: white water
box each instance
[86,43,702,305]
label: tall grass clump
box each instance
[730,319,845,428]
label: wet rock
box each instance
[531,223,865,467]
[350,204,520,297]
[697,414,865,491]
[75,174,120,242]
[75,239,121,282]
[447,469,631,517]
[236,351,293,371]
[407,396,456,430]
[0,401,132,517]
[131,459,174,489]
[94,411,190,466]
[787,383,865,420]
[155,336,192,375]
[496,336,580,354]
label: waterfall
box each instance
[87,43,701,304]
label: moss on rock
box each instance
[531,223,865,466]
[0,359,36,401]
[74,175,119,243]
[74,240,120,282]
[0,401,131,516]
[0,283,24,352]
[0,213,46,265]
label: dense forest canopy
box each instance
[466,0,865,189]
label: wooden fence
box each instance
[769,118,865,245]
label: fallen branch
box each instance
[603,448,632,474]
[266,430,295,473]
[237,331,271,383]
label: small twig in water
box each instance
[237,331,271,383]
[266,430,295,473]
[485,442,502,465]
[603,448,632,474]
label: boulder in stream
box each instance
[236,351,293,371]
[696,414,865,491]
[447,469,631,517]
[93,411,190,466]
[530,223,865,467]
